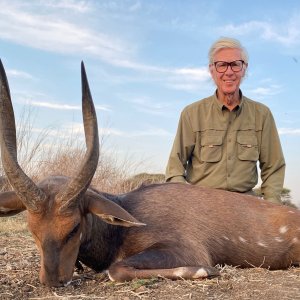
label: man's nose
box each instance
[224,65,234,74]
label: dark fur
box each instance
[75,182,300,272]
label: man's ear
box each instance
[209,64,215,79]
[243,62,248,75]
[0,191,26,216]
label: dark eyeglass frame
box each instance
[213,60,245,73]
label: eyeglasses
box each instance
[213,60,245,73]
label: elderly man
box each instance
[165,37,285,203]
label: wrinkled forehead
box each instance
[213,48,243,62]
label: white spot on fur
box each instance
[173,267,208,279]
[0,208,11,212]
[288,211,295,214]
[79,233,82,241]
[257,242,268,248]
[107,270,115,282]
[173,267,187,277]
[192,268,208,279]
[223,236,230,241]
[239,237,247,243]
[275,237,284,243]
[279,226,288,234]
[292,237,299,244]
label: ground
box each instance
[1,214,300,300]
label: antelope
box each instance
[0,60,300,288]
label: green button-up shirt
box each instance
[165,91,285,203]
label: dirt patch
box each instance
[0,215,300,300]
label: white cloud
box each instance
[246,83,283,98]
[7,69,34,79]
[0,1,133,65]
[99,128,123,136]
[127,127,172,138]
[14,92,111,111]
[27,100,111,111]
[42,0,91,13]
[41,122,172,139]
[174,67,209,81]
[0,0,210,91]
[166,67,211,92]
[221,18,300,46]
[125,96,172,115]
[278,128,300,135]
[143,128,171,137]
[101,126,172,138]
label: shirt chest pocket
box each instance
[200,135,223,162]
[237,135,259,161]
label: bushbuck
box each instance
[0,60,300,287]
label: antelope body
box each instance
[0,60,300,287]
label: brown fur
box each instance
[1,60,299,287]
[2,177,299,286]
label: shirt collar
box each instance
[213,90,244,114]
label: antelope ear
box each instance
[85,189,146,227]
[0,191,26,216]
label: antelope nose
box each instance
[40,273,65,287]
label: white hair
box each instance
[208,37,249,64]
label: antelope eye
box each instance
[66,223,80,243]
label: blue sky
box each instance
[1,0,300,204]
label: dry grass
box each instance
[0,213,28,234]
[0,106,155,195]
[1,208,300,299]
[1,107,300,299]
[0,222,300,300]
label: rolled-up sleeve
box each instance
[259,109,285,203]
[165,109,196,183]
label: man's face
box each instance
[209,48,247,96]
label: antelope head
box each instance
[0,60,100,286]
